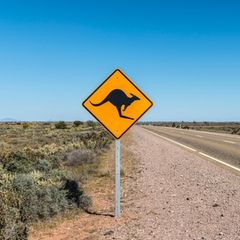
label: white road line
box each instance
[144,129,197,152]
[199,152,240,172]
[223,140,236,144]
[143,128,240,173]
[195,135,203,138]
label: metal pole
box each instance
[115,139,121,217]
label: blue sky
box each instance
[0,0,239,121]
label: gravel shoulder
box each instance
[107,126,240,240]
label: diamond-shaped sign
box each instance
[82,69,153,139]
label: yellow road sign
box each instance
[82,69,153,139]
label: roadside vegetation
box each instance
[140,121,240,135]
[29,125,136,240]
[0,121,112,239]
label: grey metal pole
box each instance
[115,139,121,217]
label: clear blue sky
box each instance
[0,0,239,121]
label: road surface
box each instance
[142,125,240,171]
[108,127,240,240]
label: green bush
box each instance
[22,123,30,129]
[12,174,39,223]
[51,156,61,169]
[55,121,67,129]
[4,152,33,174]
[232,127,240,135]
[0,201,27,240]
[0,156,92,239]
[34,159,51,173]
[0,170,89,239]
[86,120,96,128]
[73,121,83,127]
[36,186,68,219]
[0,167,28,239]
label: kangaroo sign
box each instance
[82,69,153,139]
[82,69,153,217]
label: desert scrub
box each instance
[64,149,96,167]
[55,121,67,129]
[73,120,83,127]
[0,122,112,239]
[0,163,91,239]
[22,123,30,129]
[4,151,33,173]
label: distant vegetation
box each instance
[55,121,67,129]
[0,121,112,239]
[140,121,240,135]
[73,120,84,127]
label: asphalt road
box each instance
[142,125,240,169]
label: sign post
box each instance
[115,139,121,217]
[82,69,153,217]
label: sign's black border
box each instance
[82,69,153,139]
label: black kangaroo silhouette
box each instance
[90,89,140,120]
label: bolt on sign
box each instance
[82,69,153,139]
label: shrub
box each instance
[86,120,95,128]
[12,174,39,223]
[64,149,96,167]
[0,199,27,240]
[13,174,69,221]
[236,128,240,135]
[36,186,68,219]
[51,156,61,169]
[0,172,30,239]
[4,152,33,173]
[22,123,30,129]
[231,127,240,135]
[73,121,83,127]
[50,169,66,182]
[0,172,70,239]
[55,121,67,129]
[34,159,51,173]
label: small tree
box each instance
[22,123,30,129]
[86,120,95,128]
[73,121,83,127]
[55,121,67,129]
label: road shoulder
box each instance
[109,126,240,239]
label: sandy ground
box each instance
[30,126,240,240]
